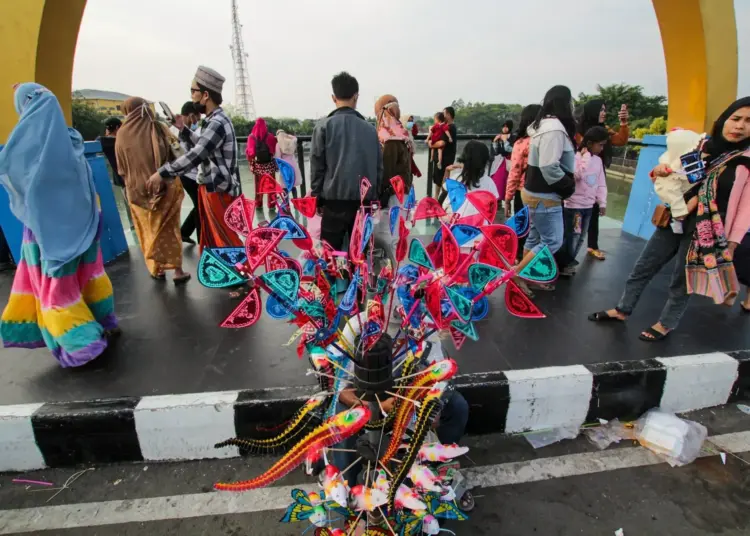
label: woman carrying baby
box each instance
[588,97,750,341]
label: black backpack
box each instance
[255,136,272,164]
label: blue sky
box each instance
[73,0,750,119]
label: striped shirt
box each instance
[158,107,241,197]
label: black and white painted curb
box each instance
[2,350,749,472]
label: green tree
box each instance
[452,102,523,134]
[71,99,109,140]
[576,83,667,127]
[632,117,668,139]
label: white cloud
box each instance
[72,0,749,119]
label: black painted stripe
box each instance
[31,397,143,467]
[455,371,510,435]
[234,386,316,441]
[583,359,667,423]
[727,350,750,403]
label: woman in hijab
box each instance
[0,83,118,367]
[589,97,750,341]
[115,97,190,284]
[246,118,278,209]
[576,99,630,260]
[400,112,422,179]
[374,95,413,207]
[274,129,302,198]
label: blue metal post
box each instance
[621,135,667,240]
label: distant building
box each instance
[72,89,155,117]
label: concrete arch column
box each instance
[0,0,87,141]
[0,0,740,142]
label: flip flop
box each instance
[588,311,626,322]
[173,273,192,285]
[588,248,606,261]
[639,326,670,342]
[151,273,166,281]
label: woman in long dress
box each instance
[115,97,191,283]
[0,83,118,367]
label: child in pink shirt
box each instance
[559,126,609,275]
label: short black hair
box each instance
[196,83,223,106]
[104,117,122,130]
[444,106,456,120]
[331,72,359,101]
[582,125,610,147]
[435,112,445,122]
[181,101,198,115]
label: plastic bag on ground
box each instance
[584,419,634,450]
[634,409,707,467]
[524,425,579,449]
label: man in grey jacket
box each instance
[310,72,382,250]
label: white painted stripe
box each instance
[5,430,746,535]
[504,365,593,433]
[0,403,46,472]
[656,352,738,413]
[134,392,239,461]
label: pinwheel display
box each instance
[200,174,556,534]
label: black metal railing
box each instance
[237,134,646,198]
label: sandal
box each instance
[741,303,750,314]
[150,273,166,281]
[588,310,626,322]
[535,283,556,291]
[173,273,192,285]
[639,326,670,342]
[588,248,606,261]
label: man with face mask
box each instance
[169,101,203,244]
[148,66,242,251]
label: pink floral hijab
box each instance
[374,94,412,152]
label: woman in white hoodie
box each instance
[515,85,577,289]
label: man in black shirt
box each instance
[429,106,458,203]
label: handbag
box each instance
[652,204,671,228]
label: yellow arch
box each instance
[0,0,739,142]
[0,0,86,142]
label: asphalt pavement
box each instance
[1,406,749,535]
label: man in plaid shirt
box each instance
[148,66,242,251]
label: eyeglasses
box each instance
[190,87,202,94]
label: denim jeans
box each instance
[525,200,564,254]
[331,390,470,484]
[616,217,695,330]
[561,207,593,268]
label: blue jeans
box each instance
[331,390,470,484]
[561,207,593,268]
[525,201,564,254]
[616,217,695,330]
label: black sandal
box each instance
[173,273,192,286]
[588,311,625,322]
[741,303,750,314]
[151,273,166,281]
[639,326,670,342]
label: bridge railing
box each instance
[236,134,644,199]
